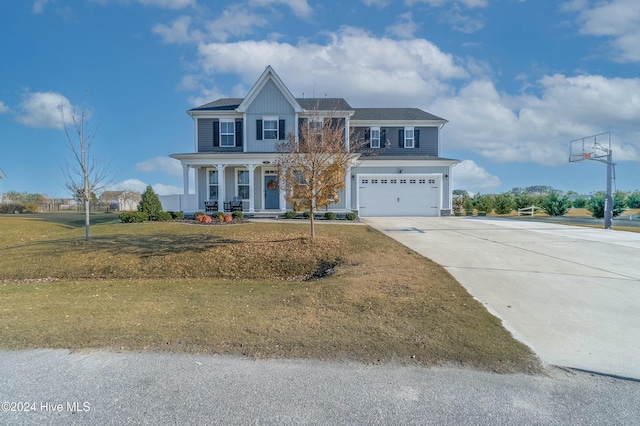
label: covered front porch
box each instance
[176,154,286,214]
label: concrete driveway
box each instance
[363,217,640,380]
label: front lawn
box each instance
[0,213,541,373]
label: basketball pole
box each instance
[605,149,613,229]
[569,132,614,230]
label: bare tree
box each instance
[276,115,360,238]
[60,98,110,241]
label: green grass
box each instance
[0,213,542,373]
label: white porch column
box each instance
[182,165,190,196]
[248,164,256,213]
[345,165,352,212]
[194,167,200,211]
[216,164,226,212]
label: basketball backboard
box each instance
[569,132,611,163]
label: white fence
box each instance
[159,194,197,213]
[517,205,541,216]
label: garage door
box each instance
[358,174,441,217]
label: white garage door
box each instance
[358,174,441,217]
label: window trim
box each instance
[404,127,414,149]
[220,119,235,147]
[236,169,250,200]
[262,116,278,140]
[208,169,218,200]
[370,127,380,148]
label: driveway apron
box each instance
[363,217,640,380]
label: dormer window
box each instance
[404,127,414,148]
[220,120,235,147]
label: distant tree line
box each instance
[452,188,640,218]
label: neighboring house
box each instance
[169,66,459,217]
[100,190,140,211]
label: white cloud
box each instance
[152,16,201,44]
[204,5,270,42]
[572,0,640,62]
[135,0,195,9]
[135,156,183,177]
[16,91,74,129]
[249,0,312,18]
[433,74,640,165]
[0,101,9,114]
[32,0,52,14]
[452,159,501,193]
[406,0,488,9]
[363,0,389,7]
[195,27,468,106]
[385,12,419,39]
[107,178,182,196]
[439,9,485,33]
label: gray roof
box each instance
[352,108,446,122]
[296,98,352,111]
[358,155,459,162]
[190,97,352,112]
[190,98,244,111]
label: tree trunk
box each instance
[309,207,315,239]
[84,198,90,241]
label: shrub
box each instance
[627,192,640,209]
[24,203,39,213]
[138,186,163,219]
[194,211,205,218]
[473,194,494,215]
[493,193,515,215]
[587,192,627,218]
[232,211,244,219]
[302,211,310,219]
[0,203,26,214]
[224,214,233,222]
[119,212,149,223]
[540,191,572,217]
[196,214,212,224]
[345,212,357,221]
[324,212,337,220]
[169,211,185,220]
[155,211,172,222]
[572,196,588,208]
[218,214,225,222]
[284,210,297,219]
[213,211,224,220]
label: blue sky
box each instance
[1,0,638,198]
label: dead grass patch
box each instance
[0,213,541,373]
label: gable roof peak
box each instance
[237,65,302,113]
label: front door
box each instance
[264,175,280,210]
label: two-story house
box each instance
[167,66,458,217]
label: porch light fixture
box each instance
[262,161,271,164]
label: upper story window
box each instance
[220,120,235,147]
[370,127,380,148]
[263,117,278,140]
[404,127,415,148]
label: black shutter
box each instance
[213,120,219,147]
[364,129,370,147]
[380,129,386,147]
[256,119,263,140]
[279,119,285,140]
[414,129,420,148]
[398,129,404,148]
[235,119,243,147]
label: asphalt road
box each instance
[1,349,639,425]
